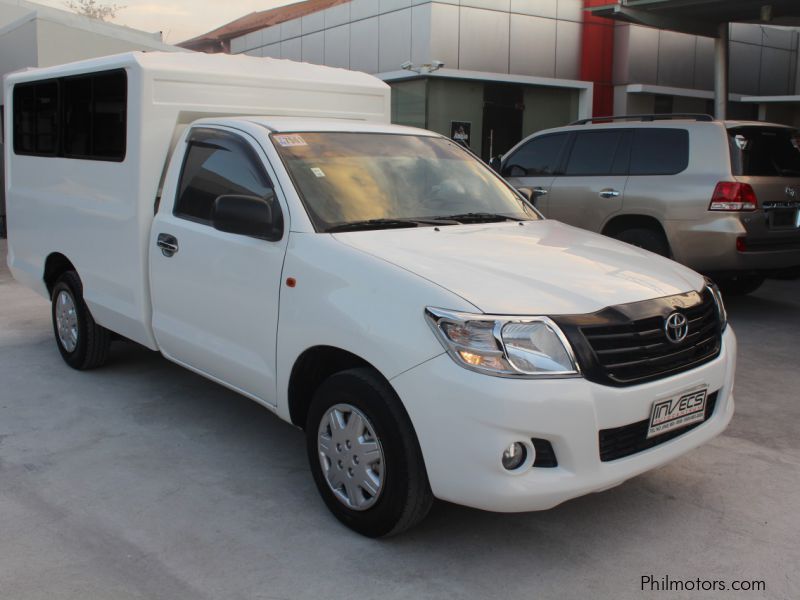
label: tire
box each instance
[51,271,111,370]
[718,274,764,296]
[611,227,670,257]
[306,368,433,537]
[767,266,800,281]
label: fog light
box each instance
[502,442,528,471]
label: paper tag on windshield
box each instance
[310,167,326,178]
[274,135,307,147]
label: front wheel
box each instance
[306,368,433,537]
[51,271,111,370]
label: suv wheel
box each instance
[718,274,764,296]
[306,368,433,537]
[612,228,670,257]
[51,271,111,370]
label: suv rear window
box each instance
[728,126,800,177]
[629,129,689,176]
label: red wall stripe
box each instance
[581,0,616,117]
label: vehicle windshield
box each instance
[271,132,539,232]
[728,126,800,177]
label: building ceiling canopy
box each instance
[591,0,800,37]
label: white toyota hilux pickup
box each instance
[4,52,735,537]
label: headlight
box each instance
[425,307,580,378]
[706,280,728,331]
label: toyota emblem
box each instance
[787,186,798,199]
[664,312,689,344]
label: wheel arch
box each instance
[602,214,668,239]
[43,253,77,295]
[288,345,386,430]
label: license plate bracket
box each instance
[647,385,708,439]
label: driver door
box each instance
[546,129,629,231]
[502,132,570,213]
[149,127,288,406]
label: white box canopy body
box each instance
[4,51,390,348]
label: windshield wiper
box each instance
[430,212,523,224]
[326,218,422,233]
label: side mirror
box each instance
[212,192,282,241]
[517,187,534,202]
[489,156,503,173]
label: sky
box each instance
[35,0,297,43]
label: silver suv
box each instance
[499,115,800,294]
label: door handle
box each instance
[532,187,549,197]
[157,233,179,257]
[599,189,621,199]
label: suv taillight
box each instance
[709,182,758,211]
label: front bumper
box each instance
[391,327,736,512]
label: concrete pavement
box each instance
[1,239,798,600]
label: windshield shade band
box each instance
[424,307,582,379]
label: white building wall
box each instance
[35,19,166,68]
[0,2,33,25]
[349,17,378,72]
[378,7,411,72]
[428,3,458,68]
[324,24,350,68]
[229,0,585,78]
[458,6,510,73]
[0,18,37,76]
[0,0,177,84]
[614,22,799,97]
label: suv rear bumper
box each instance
[391,327,736,513]
[665,216,800,274]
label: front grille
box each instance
[598,392,718,462]
[581,292,720,384]
[553,289,723,387]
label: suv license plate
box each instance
[647,386,708,439]
[769,208,800,229]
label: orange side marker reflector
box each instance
[286,277,297,288]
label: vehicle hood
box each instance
[333,220,705,315]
